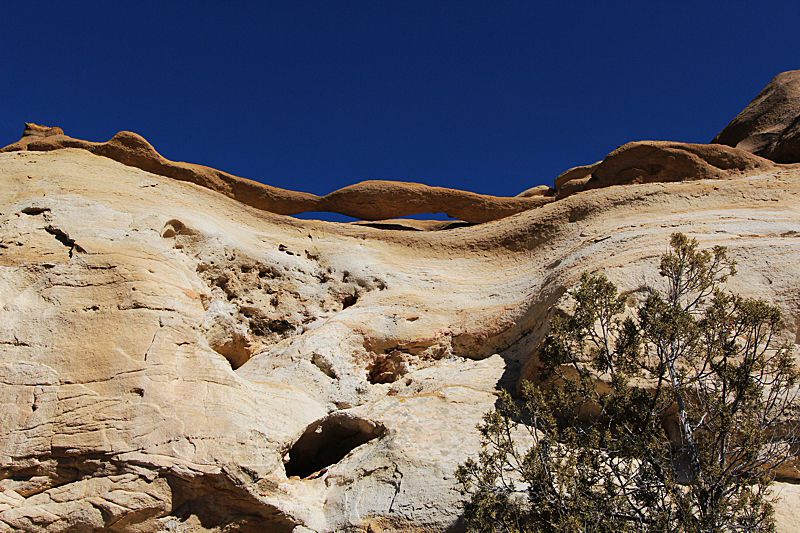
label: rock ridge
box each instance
[2,122,787,226]
[1,124,549,224]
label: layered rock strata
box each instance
[2,71,800,532]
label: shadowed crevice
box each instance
[284,413,385,478]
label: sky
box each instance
[2,2,799,216]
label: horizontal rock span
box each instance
[1,121,786,225]
[1,123,550,224]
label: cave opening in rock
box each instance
[341,292,359,309]
[284,414,385,478]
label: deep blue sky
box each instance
[2,2,798,201]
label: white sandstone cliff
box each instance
[2,72,800,533]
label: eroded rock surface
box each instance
[0,124,549,224]
[3,73,800,532]
[713,70,800,163]
[2,143,800,532]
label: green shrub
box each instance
[457,233,798,533]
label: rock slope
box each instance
[2,72,800,532]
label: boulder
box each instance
[713,70,800,163]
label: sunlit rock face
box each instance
[3,72,800,533]
[713,70,800,164]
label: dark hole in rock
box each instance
[44,225,85,255]
[249,317,293,336]
[21,206,50,215]
[161,219,195,238]
[357,222,422,231]
[284,414,385,478]
[439,221,474,230]
[367,353,406,384]
[341,292,358,309]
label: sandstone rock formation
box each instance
[3,72,800,532]
[713,70,800,163]
[0,124,550,224]
[552,140,777,199]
